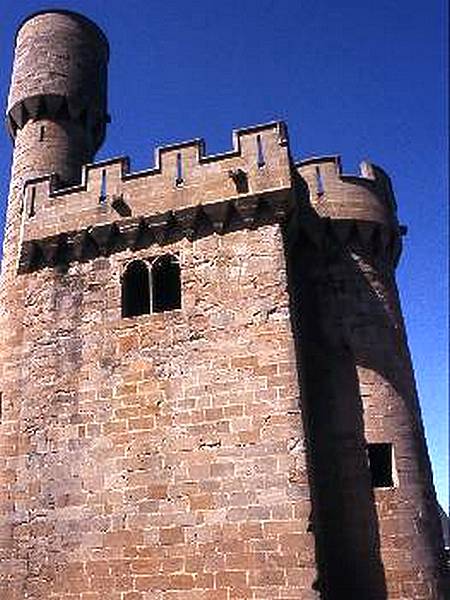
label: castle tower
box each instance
[292,159,445,597]
[3,10,108,272]
[0,10,109,597]
[0,10,445,600]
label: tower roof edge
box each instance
[15,9,109,58]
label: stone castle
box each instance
[0,9,445,599]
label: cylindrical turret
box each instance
[2,10,109,278]
[0,14,109,594]
[7,10,109,186]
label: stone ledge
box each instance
[21,121,291,243]
[6,94,108,149]
[19,191,292,272]
[19,181,403,272]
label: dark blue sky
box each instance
[0,0,447,507]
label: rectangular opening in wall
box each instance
[175,152,184,186]
[367,443,394,488]
[28,187,36,218]
[99,169,107,205]
[256,134,265,168]
[315,166,324,196]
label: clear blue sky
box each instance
[0,0,447,508]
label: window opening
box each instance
[367,443,394,488]
[121,260,150,318]
[99,170,107,205]
[151,254,181,313]
[175,153,184,186]
[29,187,36,218]
[315,166,324,196]
[228,168,249,194]
[39,125,45,142]
[256,134,265,168]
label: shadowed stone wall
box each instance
[0,9,445,600]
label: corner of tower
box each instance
[359,160,398,213]
[295,154,400,229]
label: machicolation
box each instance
[0,9,446,600]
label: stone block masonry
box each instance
[0,8,446,600]
[1,224,319,599]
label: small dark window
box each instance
[28,187,36,218]
[175,153,184,186]
[39,125,45,142]
[121,260,150,317]
[315,166,324,196]
[256,134,265,168]
[99,170,107,205]
[367,443,394,488]
[151,255,181,313]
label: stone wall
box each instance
[0,9,445,599]
[0,225,319,599]
[287,195,444,598]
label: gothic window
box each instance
[151,254,181,313]
[121,260,150,317]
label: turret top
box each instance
[7,10,109,149]
[14,9,109,57]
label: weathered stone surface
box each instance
[0,9,445,600]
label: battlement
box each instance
[3,12,444,598]
[17,121,404,272]
[296,155,398,226]
[21,121,400,245]
[21,121,291,244]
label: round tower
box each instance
[0,17,108,594]
[2,10,109,274]
[7,9,109,184]
[292,159,445,597]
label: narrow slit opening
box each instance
[256,134,265,168]
[39,125,45,142]
[99,170,107,204]
[175,153,184,186]
[29,187,36,218]
[315,166,324,196]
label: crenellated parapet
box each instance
[19,122,292,270]
[17,120,405,272]
[297,155,398,225]
[293,155,405,266]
